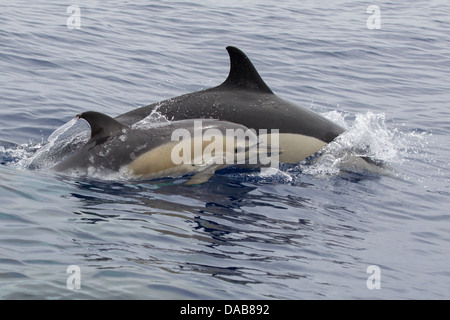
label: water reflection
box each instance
[61,171,368,294]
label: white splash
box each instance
[298,110,430,177]
[26,118,91,169]
[131,108,170,130]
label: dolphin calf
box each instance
[115,46,345,163]
[52,111,275,184]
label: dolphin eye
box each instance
[235,145,250,153]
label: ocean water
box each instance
[0,0,449,299]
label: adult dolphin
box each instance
[115,46,345,163]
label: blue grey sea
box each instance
[0,1,449,299]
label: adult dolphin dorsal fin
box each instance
[77,111,127,140]
[219,46,273,94]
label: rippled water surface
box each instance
[0,1,449,299]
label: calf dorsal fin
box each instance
[77,111,127,141]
